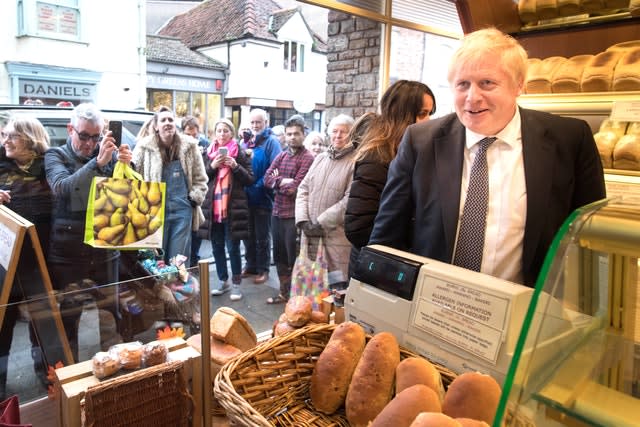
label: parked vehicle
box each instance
[0,105,153,149]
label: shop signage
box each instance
[19,79,95,100]
[0,222,17,270]
[147,74,220,93]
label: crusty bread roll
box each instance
[285,295,313,327]
[274,320,298,336]
[442,372,502,424]
[612,48,640,91]
[594,131,619,168]
[370,385,441,427]
[396,357,445,403]
[536,0,559,20]
[310,310,329,324]
[518,0,538,24]
[581,51,624,92]
[551,54,593,93]
[409,412,461,427]
[557,0,581,16]
[456,419,491,427]
[210,307,257,351]
[346,332,401,427]
[310,322,366,414]
[613,134,640,170]
[526,56,567,94]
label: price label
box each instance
[610,101,640,122]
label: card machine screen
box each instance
[353,246,422,301]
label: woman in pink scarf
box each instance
[198,118,254,300]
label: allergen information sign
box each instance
[412,279,510,363]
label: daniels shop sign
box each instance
[19,79,95,100]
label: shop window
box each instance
[283,41,305,72]
[17,0,83,42]
[147,89,173,112]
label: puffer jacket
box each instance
[198,141,254,241]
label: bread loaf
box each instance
[370,385,441,427]
[285,295,313,327]
[603,0,630,9]
[210,307,257,351]
[631,0,640,16]
[581,0,604,12]
[606,40,640,53]
[599,119,628,137]
[310,310,329,324]
[581,51,624,92]
[627,122,640,135]
[612,48,640,91]
[396,357,445,403]
[345,332,400,427]
[613,134,640,170]
[551,54,593,93]
[273,320,298,336]
[536,0,559,20]
[186,334,242,377]
[594,131,619,168]
[409,412,461,427]
[442,372,502,424]
[310,322,366,414]
[518,0,538,24]
[557,0,581,16]
[526,56,566,94]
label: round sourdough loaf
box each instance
[309,322,366,414]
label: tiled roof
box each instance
[269,8,297,32]
[146,35,226,69]
[158,0,284,49]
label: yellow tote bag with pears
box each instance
[84,162,166,249]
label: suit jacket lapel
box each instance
[521,108,554,275]
[435,122,466,259]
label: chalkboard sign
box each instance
[0,204,73,364]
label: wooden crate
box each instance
[54,337,202,427]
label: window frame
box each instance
[17,0,85,42]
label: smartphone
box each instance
[108,120,123,147]
[218,146,228,156]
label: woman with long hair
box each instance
[345,80,436,276]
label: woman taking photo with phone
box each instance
[199,118,254,300]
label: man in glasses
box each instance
[44,103,132,365]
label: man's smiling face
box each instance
[451,53,522,136]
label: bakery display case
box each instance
[494,197,640,427]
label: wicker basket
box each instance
[81,360,192,427]
[214,323,457,427]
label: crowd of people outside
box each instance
[0,27,606,403]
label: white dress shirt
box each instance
[456,110,527,284]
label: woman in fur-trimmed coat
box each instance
[132,106,208,264]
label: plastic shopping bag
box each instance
[84,162,166,249]
[289,235,330,308]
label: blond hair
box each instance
[7,115,50,155]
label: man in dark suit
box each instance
[369,28,606,287]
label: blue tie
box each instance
[453,137,497,271]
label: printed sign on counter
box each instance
[411,279,511,363]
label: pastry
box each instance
[113,342,143,369]
[92,351,120,379]
[142,342,168,366]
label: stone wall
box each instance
[325,11,381,124]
